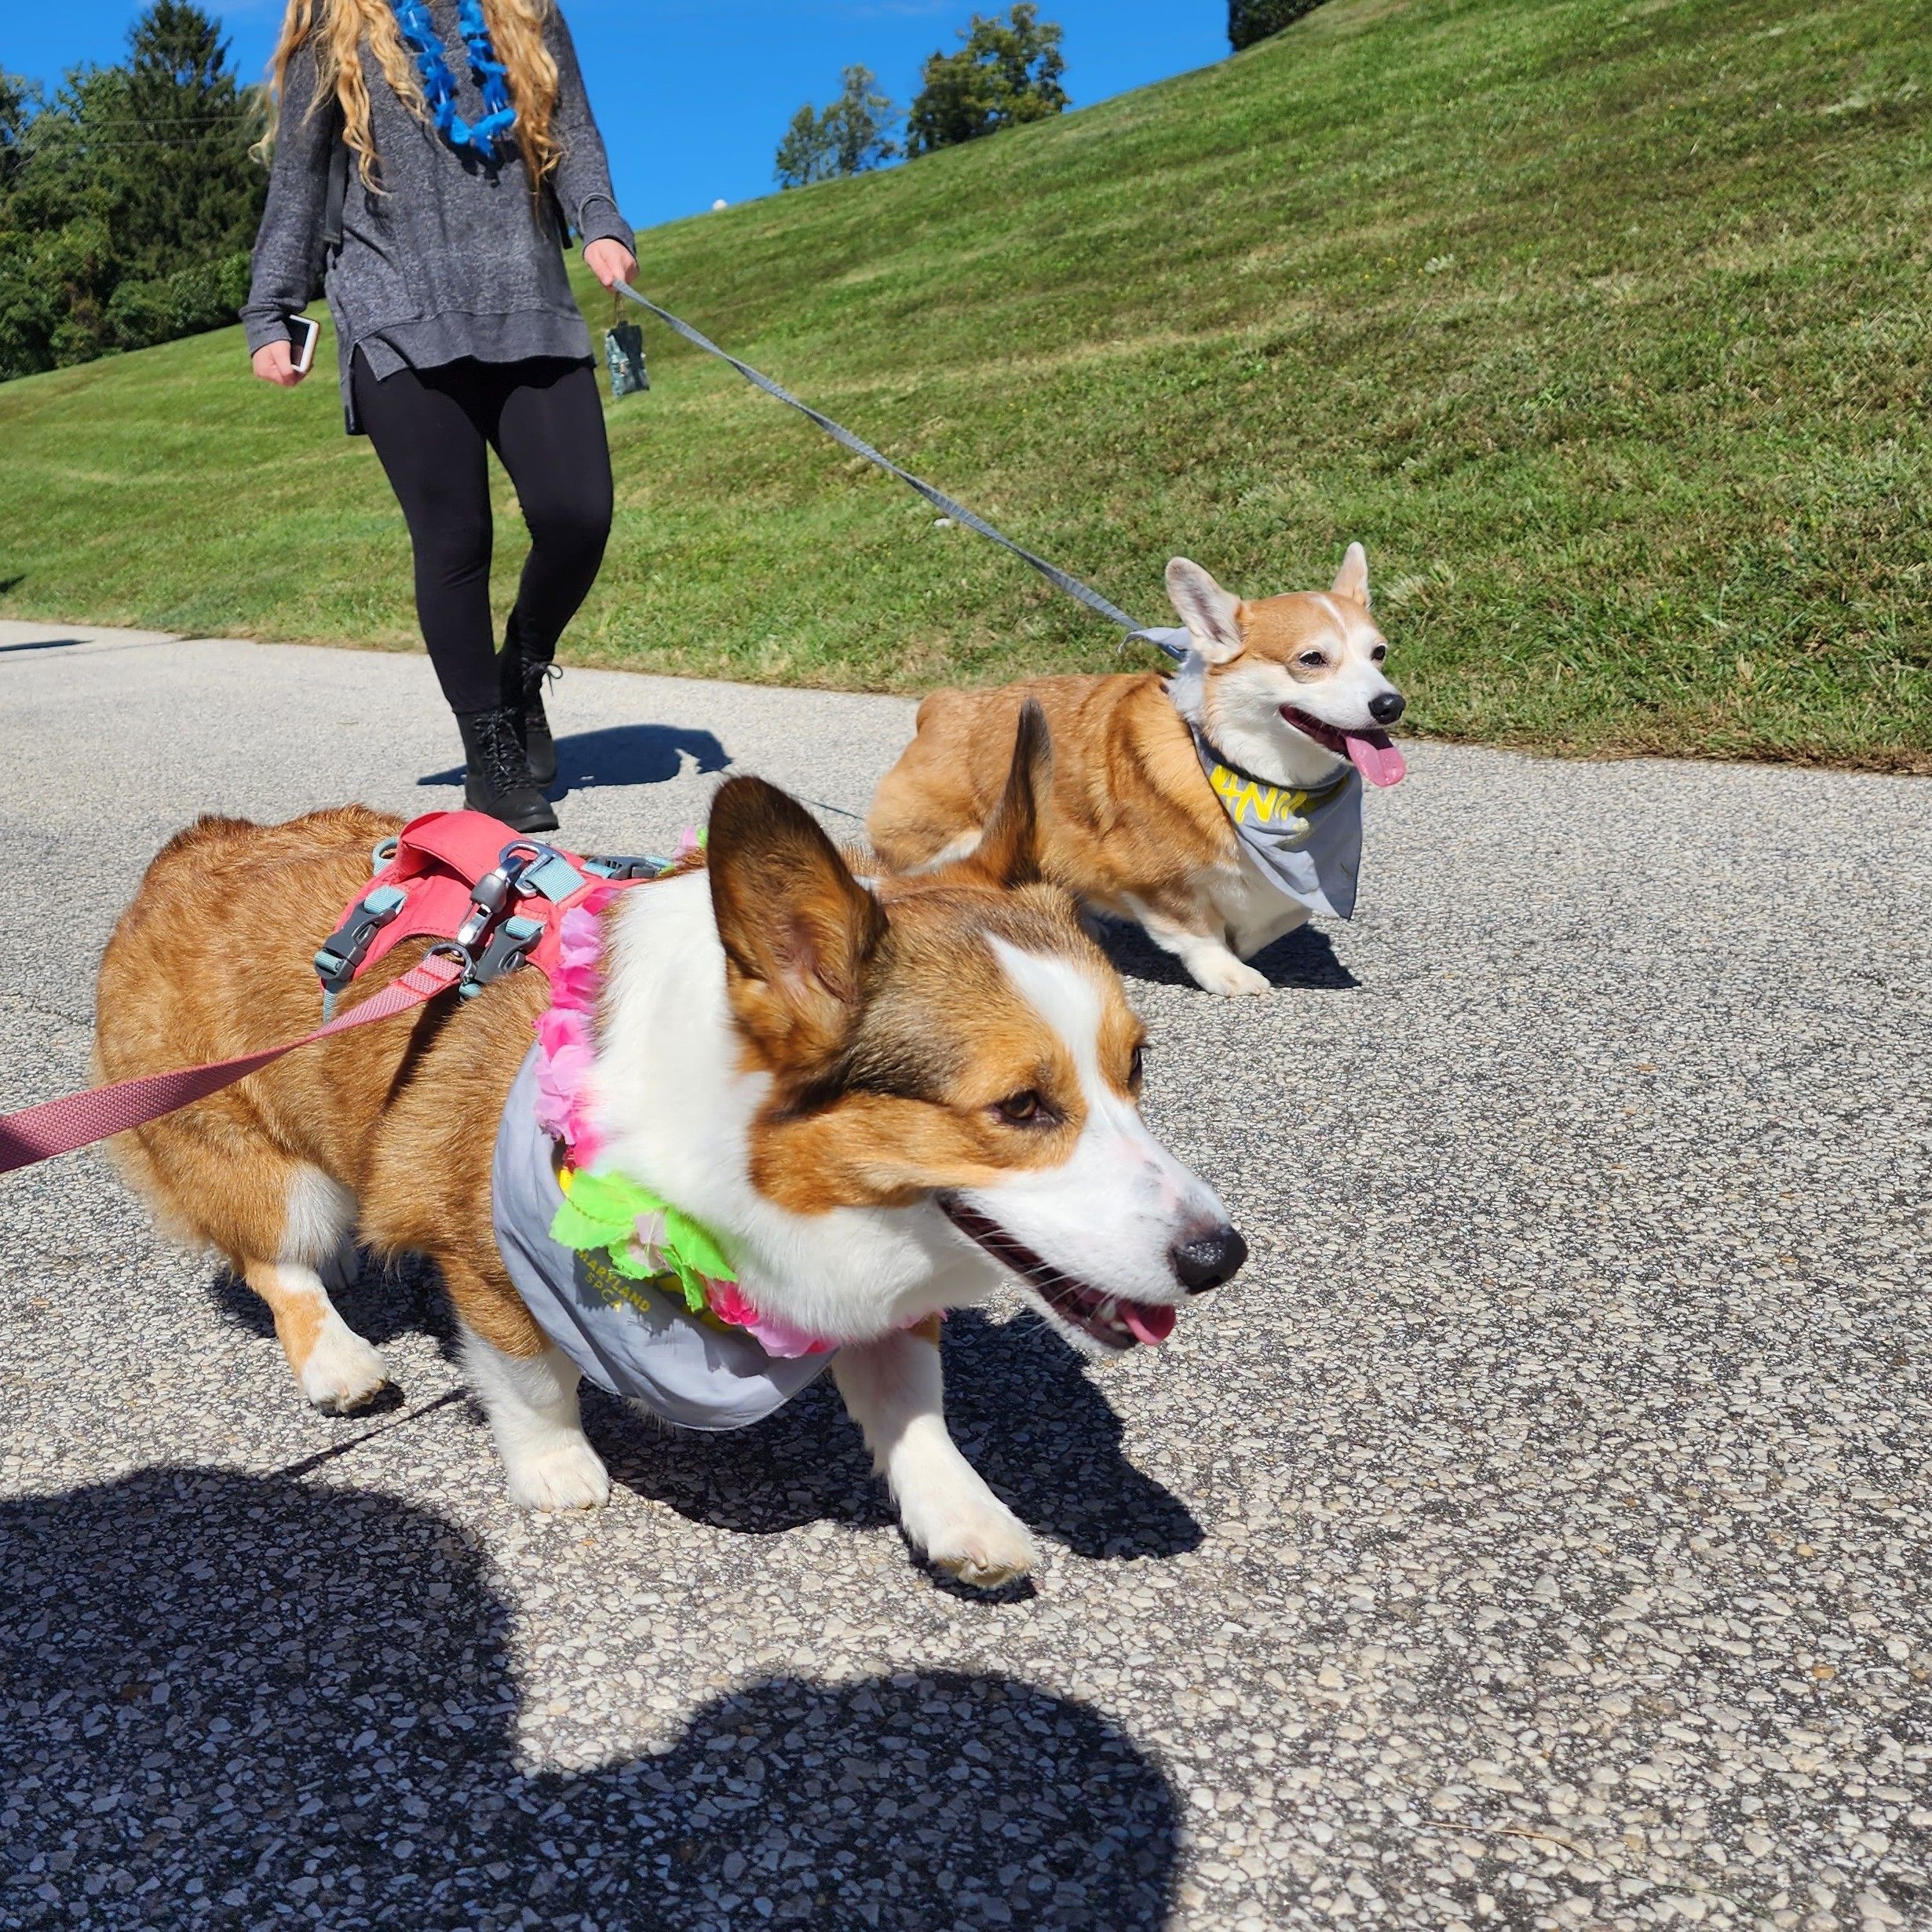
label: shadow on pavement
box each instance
[418,722,731,795]
[0,636,82,655]
[603,1309,1203,1565]
[205,1269,1200,1568]
[0,1469,1178,1929]
[206,1249,458,1360]
[1103,917,1360,992]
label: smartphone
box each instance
[283,313,320,375]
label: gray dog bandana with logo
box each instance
[491,1050,833,1430]
[1191,732,1364,920]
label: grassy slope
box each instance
[1,0,1927,769]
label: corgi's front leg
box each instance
[1122,892,1270,997]
[461,1326,611,1511]
[835,1323,1037,1588]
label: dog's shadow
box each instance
[1102,917,1361,992]
[207,1269,1203,1569]
[418,722,730,797]
[599,1308,1204,1565]
[2,1467,1181,1928]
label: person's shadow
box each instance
[0,1468,1181,1929]
[418,723,730,798]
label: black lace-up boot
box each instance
[456,705,558,834]
[498,612,561,787]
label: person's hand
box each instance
[252,341,305,388]
[584,237,637,291]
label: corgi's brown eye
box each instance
[1297,652,1327,669]
[1129,1044,1147,1090]
[995,1090,1046,1125]
[1371,646,1387,663]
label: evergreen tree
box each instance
[906,5,1067,159]
[1229,0,1328,53]
[115,0,262,279]
[0,3,267,380]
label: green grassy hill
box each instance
[2,0,1927,769]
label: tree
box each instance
[824,67,899,178]
[774,104,834,190]
[0,2,267,380]
[1229,0,1330,53]
[906,5,1068,159]
[0,72,38,195]
[775,65,899,190]
[115,0,263,279]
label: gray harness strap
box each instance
[491,1050,832,1430]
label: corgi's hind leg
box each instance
[239,1168,389,1415]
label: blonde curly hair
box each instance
[261,0,563,192]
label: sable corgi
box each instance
[92,710,1246,1589]
[867,547,1407,996]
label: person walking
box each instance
[241,0,637,832]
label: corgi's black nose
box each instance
[1171,1225,1247,1294]
[1369,691,1406,725]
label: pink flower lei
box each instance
[532,835,834,1359]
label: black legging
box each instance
[352,351,613,715]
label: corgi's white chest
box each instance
[1209,845,1312,960]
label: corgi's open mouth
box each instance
[1280,707,1408,788]
[938,1196,1177,1349]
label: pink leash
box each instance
[0,954,465,1177]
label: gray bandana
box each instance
[491,1050,833,1431]
[1190,729,1364,921]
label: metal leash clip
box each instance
[462,915,546,997]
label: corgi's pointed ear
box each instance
[1331,542,1371,606]
[1166,558,1245,664]
[709,776,888,1072]
[958,699,1052,890]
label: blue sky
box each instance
[11,1,1231,231]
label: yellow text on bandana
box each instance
[1208,764,1313,835]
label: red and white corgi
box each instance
[867,547,1407,996]
[92,710,1246,1588]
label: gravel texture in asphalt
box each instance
[0,622,1927,1932]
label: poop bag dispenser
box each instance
[604,295,648,400]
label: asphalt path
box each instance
[0,620,1927,1932]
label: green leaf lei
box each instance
[551,1167,737,1316]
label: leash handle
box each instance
[611,281,1164,642]
[0,955,464,1176]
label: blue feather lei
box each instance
[389,0,518,163]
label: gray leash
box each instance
[612,280,1187,663]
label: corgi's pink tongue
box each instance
[1121,1302,1177,1346]
[1345,731,1407,788]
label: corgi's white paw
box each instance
[1192,952,1270,998]
[300,1318,389,1414]
[911,1494,1037,1588]
[506,1435,611,1512]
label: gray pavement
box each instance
[0,619,1927,1932]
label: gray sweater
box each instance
[241,0,633,433]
